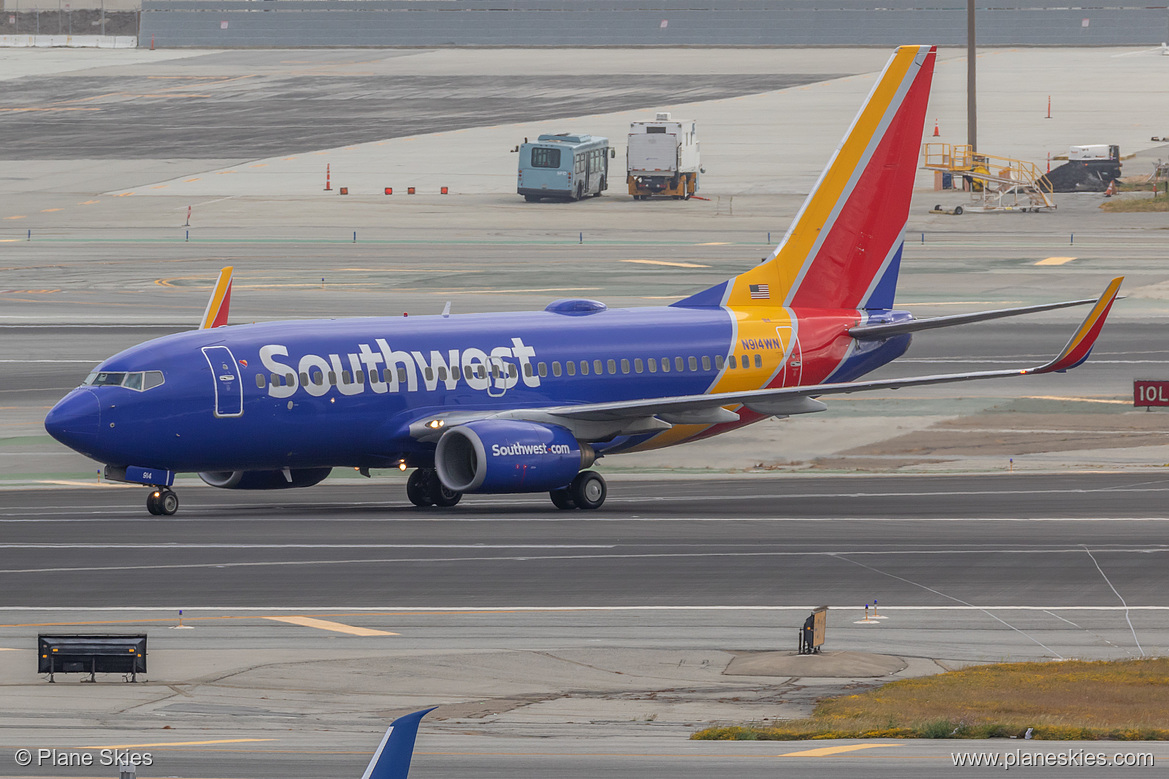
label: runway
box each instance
[3,473,1169,613]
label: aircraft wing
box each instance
[412,277,1121,440]
[199,266,234,329]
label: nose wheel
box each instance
[146,488,179,516]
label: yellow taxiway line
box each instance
[80,739,276,749]
[778,743,901,757]
[263,616,397,636]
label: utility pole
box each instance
[967,0,977,152]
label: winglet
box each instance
[199,266,234,329]
[360,707,436,779]
[1031,277,1123,374]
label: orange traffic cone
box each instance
[1104,179,1116,197]
[932,119,940,137]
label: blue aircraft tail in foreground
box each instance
[361,707,436,779]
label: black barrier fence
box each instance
[38,634,147,683]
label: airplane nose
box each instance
[45,389,101,454]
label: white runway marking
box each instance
[0,543,613,550]
[834,554,1065,658]
[1082,546,1146,657]
[0,547,1166,576]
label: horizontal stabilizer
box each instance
[849,297,1100,340]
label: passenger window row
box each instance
[254,353,764,389]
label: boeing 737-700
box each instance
[44,45,1122,515]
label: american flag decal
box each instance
[749,283,770,300]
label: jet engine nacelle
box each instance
[435,420,594,493]
[197,467,333,490]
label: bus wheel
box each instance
[594,177,605,197]
[575,184,583,200]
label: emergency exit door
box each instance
[202,345,243,417]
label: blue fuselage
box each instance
[45,302,910,474]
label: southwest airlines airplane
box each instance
[45,45,1121,516]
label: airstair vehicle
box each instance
[922,143,1056,214]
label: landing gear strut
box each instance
[406,468,462,508]
[146,488,178,516]
[550,471,606,510]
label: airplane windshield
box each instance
[85,372,126,387]
[82,370,165,391]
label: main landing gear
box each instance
[549,471,607,511]
[406,467,463,508]
[146,488,179,516]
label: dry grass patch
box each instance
[693,658,1169,741]
[1100,195,1169,212]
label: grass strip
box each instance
[693,658,1169,741]
[1100,196,1169,212]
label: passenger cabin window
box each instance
[531,147,561,168]
[621,359,630,374]
[464,365,474,380]
[715,355,725,370]
[675,357,684,372]
[702,356,711,371]
[660,358,670,373]
[566,361,576,376]
[634,358,644,374]
[741,355,749,369]
[255,374,266,389]
[607,359,616,374]
[594,359,604,375]
[328,371,337,385]
[538,362,548,378]
[552,361,562,377]
[342,370,353,384]
[688,356,698,371]
[755,354,763,368]
[647,359,657,373]
[580,361,589,376]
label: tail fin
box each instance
[199,266,233,329]
[675,45,937,311]
[360,707,436,779]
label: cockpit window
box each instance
[86,372,127,387]
[82,370,165,391]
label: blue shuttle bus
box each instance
[517,133,610,201]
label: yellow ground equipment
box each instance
[922,143,1055,214]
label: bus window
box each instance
[531,147,561,168]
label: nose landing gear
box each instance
[146,488,179,516]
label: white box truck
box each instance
[627,113,701,200]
